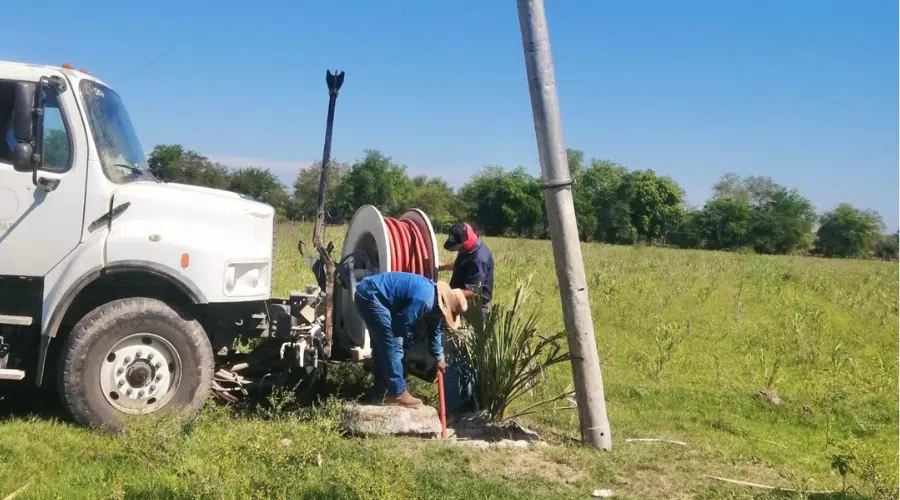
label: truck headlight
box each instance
[224,262,268,296]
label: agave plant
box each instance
[447,275,574,422]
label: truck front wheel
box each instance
[58,297,214,432]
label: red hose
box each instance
[383,217,428,277]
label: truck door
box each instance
[0,75,88,280]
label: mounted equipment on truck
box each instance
[0,63,442,431]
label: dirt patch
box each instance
[616,468,695,500]
[472,449,584,486]
[510,452,585,485]
[612,449,801,499]
[448,412,543,442]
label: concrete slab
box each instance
[340,403,442,438]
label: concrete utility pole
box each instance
[515,0,612,450]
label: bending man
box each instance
[354,271,467,408]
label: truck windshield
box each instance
[79,79,156,184]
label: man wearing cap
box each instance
[439,222,495,310]
[438,221,494,414]
[353,271,468,408]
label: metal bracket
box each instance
[88,201,131,232]
[0,315,33,326]
[540,177,575,190]
[0,368,25,380]
[44,75,67,93]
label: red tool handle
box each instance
[437,369,447,439]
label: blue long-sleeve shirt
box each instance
[356,272,444,361]
[449,238,494,305]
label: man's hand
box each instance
[436,360,447,374]
[438,261,455,272]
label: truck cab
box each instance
[0,61,276,430]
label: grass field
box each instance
[1,222,897,499]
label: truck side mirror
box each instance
[11,82,37,173]
[13,82,36,142]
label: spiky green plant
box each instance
[448,275,573,422]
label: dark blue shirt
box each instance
[355,272,443,361]
[449,238,494,305]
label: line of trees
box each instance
[147,144,898,261]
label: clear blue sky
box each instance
[3,0,897,230]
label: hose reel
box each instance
[335,205,439,360]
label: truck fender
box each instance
[35,260,207,386]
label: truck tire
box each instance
[58,297,214,432]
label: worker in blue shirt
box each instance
[439,222,494,310]
[354,272,468,408]
[438,221,495,414]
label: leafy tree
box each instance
[290,161,349,221]
[184,160,231,190]
[815,204,886,258]
[458,166,544,238]
[228,166,289,217]
[148,144,185,181]
[410,175,457,231]
[747,186,817,254]
[743,176,780,208]
[332,150,415,219]
[695,196,752,250]
[873,232,899,261]
[668,208,705,249]
[712,173,748,203]
[566,148,585,179]
[147,144,230,189]
[568,149,598,241]
[708,173,816,254]
[139,142,894,261]
[581,159,632,243]
[42,129,69,171]
[618,169,685,243]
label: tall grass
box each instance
[0,221,896,499]
[279,222,900,497]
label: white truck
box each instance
[0,61,441,431]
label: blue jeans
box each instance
[443,343,475,414]
[442,306,487,414]
[354,285,407,397]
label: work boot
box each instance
[385,390,423,408]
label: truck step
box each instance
[0,368,25,380]
[0,315,33,326]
